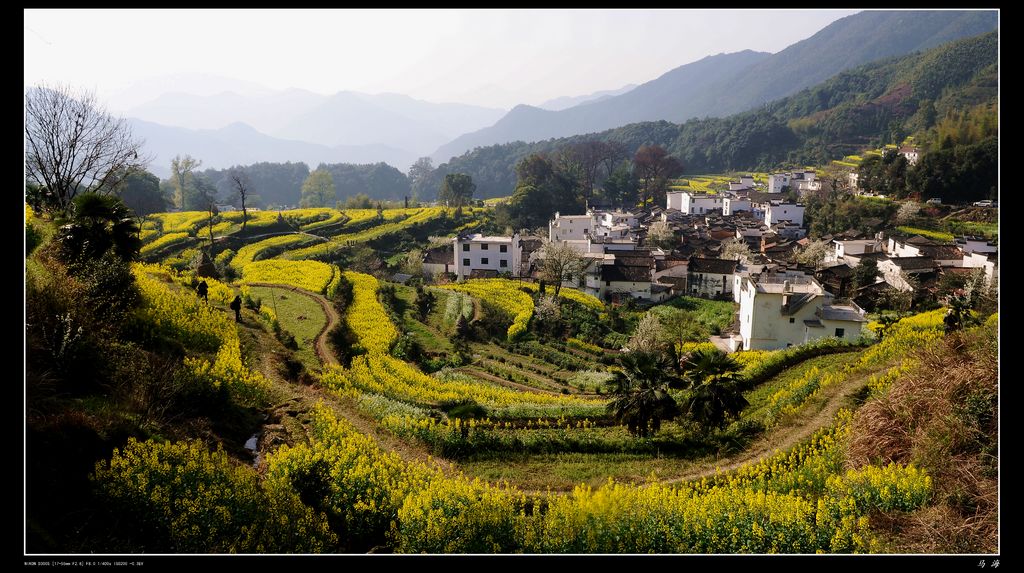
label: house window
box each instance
[481,244,488,250]
[462,244,469,252]
[463,258,470,266]
[606,281,611,286]
[835,328,845,337]
[789,317,795,324]
[499,245,508,253]
[481,258,489,265]
[500,259,508,268]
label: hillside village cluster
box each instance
[418,166,996,352]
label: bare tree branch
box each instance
[25,83,149,214]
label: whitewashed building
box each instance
[764,202,805,226]
[549,213,594,242]
[723,195,752,215]
[666,191,725,215]
[453,233,522,280]
[735,274,866,351]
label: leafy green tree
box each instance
[438,173,476,208]
[633,145,683,208]
[605,351,682,437]
[679,348,748,430]
[851,258,880,290]
[114,169,166,218]
[300,169,336,208]
[407,156,434,201]
[170,154,202,210]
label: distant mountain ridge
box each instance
[125,89,507,162]
[537,84,638,111]
[129,119,417,178]
[430,10,997,162]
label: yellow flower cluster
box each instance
[283,208,446,259]
[566,337,603,355]
[239,259,338,294]
[519,282,604,311]
[152,211,211,234]
[140,232,191,256]
[826,463,931,513]
[329,272,595,411]
[133,264,268,404]
[25,203,34,225]
[230,234,313,270]
[342,271,399,353]
[260,404,929,553]
[93,437,336,553]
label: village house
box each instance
[764,201,805,227]
[877,256,938,292]
[421,245,455,276]
[733,273,867,351]
[768,170,818,193]
[687,256,738,298]
[722,175,757,192]
[453,233,522,280]
[723,195,753,215]
[666,191,725,215]
[583,252,664,302]
[898,146,920,166]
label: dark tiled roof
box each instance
[601,264,652,283]
[817,305,867,323]
[818,264,854,278]
[906,235,940,246]
[919,245,963,260]
[888,256,937,270]
[423,246,454,265]
[688,257,738,275]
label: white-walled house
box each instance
[687,257,738,298]
[961,251,998,285]
[666,191,724,215]
[899,146,920,166]
[583,254,659,301]
[453,233,522,280]
[422,245,455,276]
[596,210,640,230]
[723,196,752,215]
[735,274,866,351]
[768,170,818,193]
[764,202,805,226]
[549,212,595,241]
[828,238,883,263]
[878,256,938,292]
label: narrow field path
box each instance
[245,282,340,366]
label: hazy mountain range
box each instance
[114,9,996,179]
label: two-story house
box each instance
[735,274,866,351]
[453,233,522,280]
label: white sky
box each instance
[25,8,860,110]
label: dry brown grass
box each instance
[847,322,998,553]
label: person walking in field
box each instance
[196,280,209,303]
[230,295,242,322]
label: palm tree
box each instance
[606,351,682,437]
[56,192,141,263]
[679,348,748,430]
